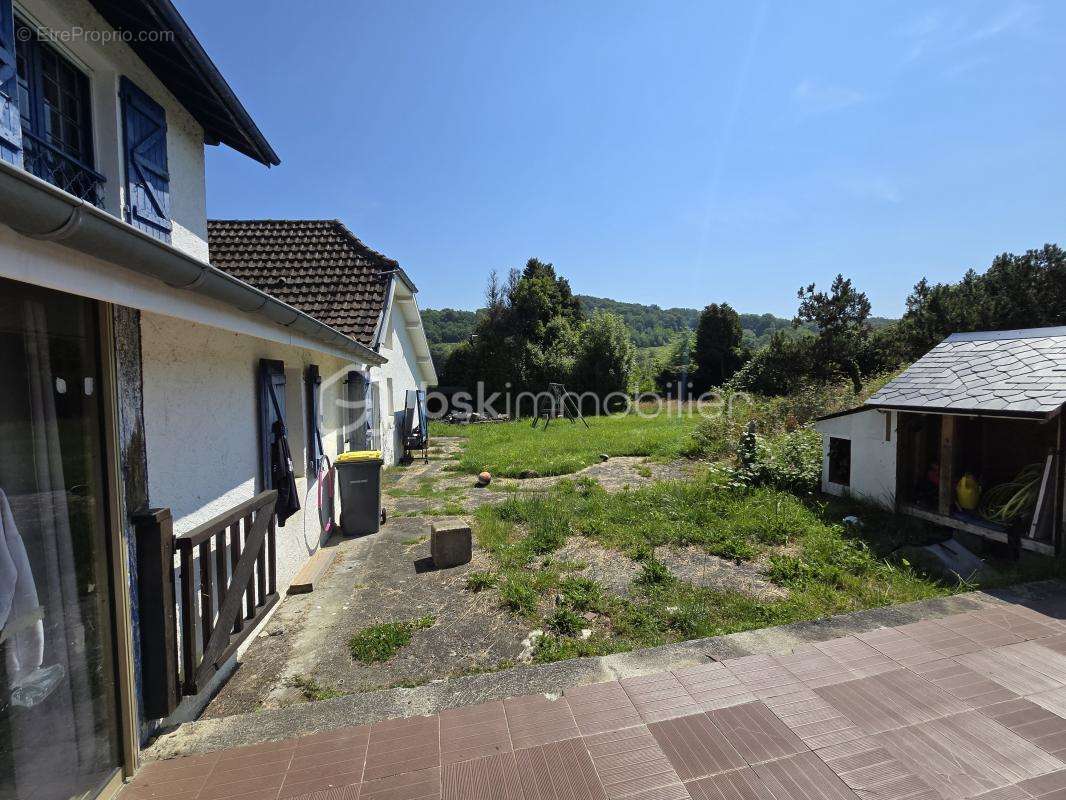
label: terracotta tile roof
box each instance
[867,326,1066,417]
[206,219,394,347]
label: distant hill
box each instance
[422,297,894,367]
[576,296,700,348]
[421,308,481,369]
[421,307,480,345]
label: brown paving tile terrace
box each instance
[122,602,1066,800]
[514,738,605,800]
[502,693,579,751]
[621,671,703,723]
[566,679,643,736]
[672,662,756,711]
[439,700,511,766]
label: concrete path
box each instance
[124,582,1066,800]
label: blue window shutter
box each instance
[0,0,22,167]
[120,76,171,242]
[258,359,286,491]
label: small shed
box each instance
[814,326,1066,556]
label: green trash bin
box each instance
[336,450,384,536]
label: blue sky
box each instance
[182,0,1065,317]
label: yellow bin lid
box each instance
[336,450,382,463]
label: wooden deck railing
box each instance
[176,490,279,695]
[134,490,279,709]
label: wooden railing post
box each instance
[178,539,196,695]
[229,521,243,633]
[243,512,255,620]
[132,507,180,718]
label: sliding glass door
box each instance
[0,278,122,800]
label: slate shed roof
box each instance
[866,326,1066,417]
[206,219,394,348]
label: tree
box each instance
[438,340,476,388]
[728,330,814,396]
[655,331,697,395]
[795,274,871,392]
[693,303,743,389]
[900,245,1066,358]
[447,258,586,398]
[571,311,636,404]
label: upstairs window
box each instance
[14,19,105,206]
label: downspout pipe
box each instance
[0,161,385,365]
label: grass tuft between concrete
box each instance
[348,616,436,664]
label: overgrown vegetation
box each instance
[685,376,898,477]
[348,616,435,663]
[386,477,453,501]
[466,473,964,664]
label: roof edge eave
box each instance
[0,161,383,365]
[863,401,1056,420]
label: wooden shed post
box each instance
[1056,414,1064,554]
[938,416,956,515]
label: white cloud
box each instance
[969,2,1037,41]
[900,2,1037,64]
[791,80,865,114]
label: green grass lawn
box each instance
[430,413,701,477]
[470,473,956,662]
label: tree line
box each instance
[423,298,847,363]
[729,244,1066,396]
[435,244,1065,404]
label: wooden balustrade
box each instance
[135,489,279,706]
[176,490,278,695]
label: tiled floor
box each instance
[121,602,1066,800]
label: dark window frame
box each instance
[15,18,94,165]
[14,17,104,204]
[828,437,851,486]
[344,370,368,450]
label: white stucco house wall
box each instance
[369,269,437,463]
[207,219,437,466]
[0,0,398,787]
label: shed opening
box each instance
[828,437,851,486]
